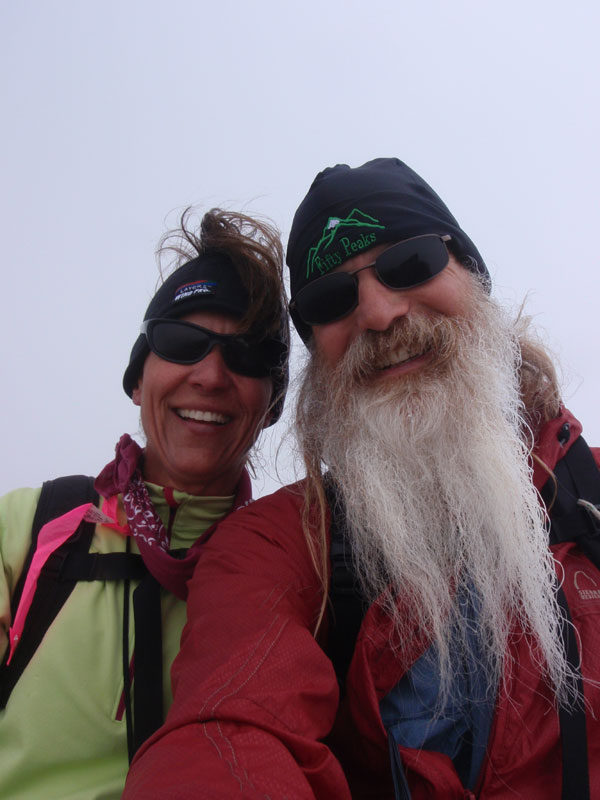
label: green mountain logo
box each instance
[306,209,385,278]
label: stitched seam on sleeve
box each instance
[198,619,289,796]
[201,721,243,792]
[209,618,287,714]
[198,615,286,714]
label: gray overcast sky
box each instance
[1,0,598,497]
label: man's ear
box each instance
[132,381,142,407]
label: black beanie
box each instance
[286,158,489,342]
[123,251,288,425]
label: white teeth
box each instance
[176,409,229,424]
[376,346,421,370]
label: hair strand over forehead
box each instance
[157,207,286,338]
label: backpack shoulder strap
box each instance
[325,479,368,695]
[542,434,600,569]
[9,475,98,618]
[1,475,157,758]
[11,475,98,592]
[0,475,98,708]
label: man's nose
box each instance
[187,346,233,389]
[354,268,411,333]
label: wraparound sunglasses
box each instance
[141,319,283,378]
[289,234,452,326]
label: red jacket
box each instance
[123,408,600,798]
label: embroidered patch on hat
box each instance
[174,280,217,302]
[306,208,386,278]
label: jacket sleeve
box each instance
[0,488,40,662]
[123,487,351,799]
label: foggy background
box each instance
[1,1,598,497]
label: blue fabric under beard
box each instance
[379,588,496,790]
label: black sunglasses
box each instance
[141,319,283,379]
[290,234,452,327]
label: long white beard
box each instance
[298,288,571,703]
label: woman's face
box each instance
[132,311,272,496]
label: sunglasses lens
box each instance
[294,272,357,326]
[376,236,449,289]
[223,338,283,378]
[148,321,211,363]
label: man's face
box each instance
[311,242,474,371]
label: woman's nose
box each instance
[187,346,233,389]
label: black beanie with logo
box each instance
[286,158,489,342]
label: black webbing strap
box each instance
[388,734,412,800]
[60,551,146,581]
[541,433,600,800]
[0,475,97,709]
[325,480,368,696]
[556,585,590,800]
[132,573,163,753]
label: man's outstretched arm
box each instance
[123,487,350,799]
